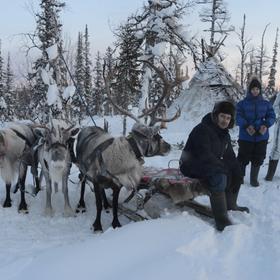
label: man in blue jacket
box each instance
[236,77,276,187]
[180,101,249,231]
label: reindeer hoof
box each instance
[76,207,86,214]
[18,208,29,214]
[34,187,41,195]
[18,202,28,213]
[76,202,86,213]
[112,219,122,229]
[3,200,12,208]
[92,222,103,233]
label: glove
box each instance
[259,125,267,135]
[246,125,256,136]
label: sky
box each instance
[0,0,280,82]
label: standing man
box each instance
[180,101,249,232]
[236,77,276,187]
[265,93,280,181]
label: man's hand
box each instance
[246,125,256,136]
[259,125,267,135]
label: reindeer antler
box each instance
[138,57,188,124]
[103,63,140,123]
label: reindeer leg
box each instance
[31,161,41,195]
[34,176,41,195]
[44,176,54,217]
[3,183,12,208]
[92,183,103,232]
[18,165,28,214]
[102,188,111,212]
[76,176,86,213]
[62,175,75,217]
[112,185,121,229]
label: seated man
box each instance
[179,101,249,231]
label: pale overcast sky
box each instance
[0,0,280,81]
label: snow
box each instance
[47,84,60,106]
[46,44,58,60]
[0,113,280,280]
[62,85,76,100]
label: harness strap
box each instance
[126,135,143,161]
[84,138,114,170]
[11,129,32,147]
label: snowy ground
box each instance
[0,115,280,280]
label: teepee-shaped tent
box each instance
[168,56,243,120]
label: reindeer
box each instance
[0,122,40,213]
[75,58,189,232]
[35,119,79,217]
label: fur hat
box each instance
[212,101,235,129]
[248,77,261,91]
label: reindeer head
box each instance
[36,119,79,164]
[131,123,171,157]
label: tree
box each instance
[4,53,14,120]
[0,39,6,121]
[93,51,104,116]
[236,14,251,90]
[73,31,85,120]
[103,46,116,115]
[126,0,193,114]
[266,27,278,99]
[31,0,68,121]
[83,25,93,101]
[256,23,270,84]
[197,0,234,57]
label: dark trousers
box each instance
[206,164,242,193]
[237,140,268,166]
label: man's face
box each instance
[217,113,232,129]
[251,86,260,96]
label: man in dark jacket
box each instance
[180,101,249,231]
[236,77,276,186]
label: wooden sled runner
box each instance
[119,167,214,221]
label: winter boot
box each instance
[226,184,249,213]
[250,165,260,187]
[210,191,232,231]
[239,163,247,184]
[265,159,279,181]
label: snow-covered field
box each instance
[0,114,280,280]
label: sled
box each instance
[119,166,214,221]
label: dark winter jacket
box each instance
[179,113,238,179]
[236,91,275,142]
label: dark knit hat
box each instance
[212,101,235,128]
[248,78,261,91]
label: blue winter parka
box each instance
[236,92,276,142]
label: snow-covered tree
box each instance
[93,51,104,116]
[265,27,278,99]
[0,41,9,122]
[31,0,69,121]
[73,31,85,119]
[103,46,116,115]
[4,53,14,120]
[0,40,5,103]
[83,25,93,100]
[126,0,193,115]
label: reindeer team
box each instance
[0,59,188,233]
